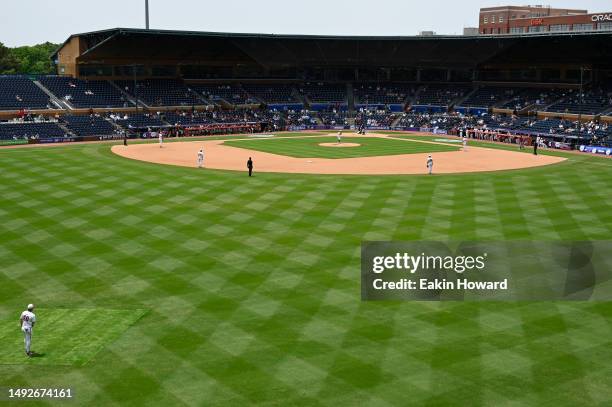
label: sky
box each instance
[2,0,611,47]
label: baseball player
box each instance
[19,304,36,357]
[158,131,163,148]
[337,130,342,144]
[247,157,254,177]
[462,136,468,152]
[197,148,205,168]
[426,155,434,175]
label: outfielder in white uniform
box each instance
[197,148,205,168]
[337,131,342,144]
[20,304,36,357]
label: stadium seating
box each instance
[318,110,349,126]
[498,88,565,110]
[189,84,255,105]
[354,83,416,105]
[479,114,611,141]
[1,79,610,144]
[212,109,257,123]
[414,85,470,106]
[355,110,399,127]
[61,115,117,137]
[459,86,521,108]
[38,76,128,108]
[109,113,167,129]
[286,110,318,127]
[0,122,67,140]
[0,76,51,110]
[546,88,612,115]
[117,80,204,107]
[163,111,215,126]
[163,109,276,126]
[396,113,467,131]
[299,83,347,104]
[242,84,300,104]
[481,114,529,131]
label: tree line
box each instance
[0,42,59,75]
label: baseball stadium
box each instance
[1,2,612,406]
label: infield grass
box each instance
[224,136,459,158]
[0,132,612,406]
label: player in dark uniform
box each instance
[247,157,253,177]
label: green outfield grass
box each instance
[0,308,146,366]
[224,136,459,158]
[1,133,612,406]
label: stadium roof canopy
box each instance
[54,28,612,71]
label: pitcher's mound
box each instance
[319,142,361,148]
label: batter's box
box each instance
[0,308,147,366]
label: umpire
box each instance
[533,136,538,155]
[247,157,253,177]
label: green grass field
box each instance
[1,132,612,406]
[224,136,459,158]
[0,308,146,366]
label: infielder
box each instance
[197,148,205,168]
[337,130,342,144]
[19,304,36,357]
[462,136,468,152]
[426,155,434,175]
[158,132,163,148]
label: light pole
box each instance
[145,0,150,29]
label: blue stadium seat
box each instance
[0,122,67,140]
[0,76,51,110]
[62,115,117,136]
[38,76,128,108]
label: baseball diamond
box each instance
[2,2,612,406]
[111,133,566,174]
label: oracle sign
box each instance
[531,18,544,26]
[591,14,612,22]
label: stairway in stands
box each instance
[33,80,71,110]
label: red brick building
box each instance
[479,5,612,35]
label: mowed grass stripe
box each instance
[224,136,459,158]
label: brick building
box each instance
[479,5,612,35]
